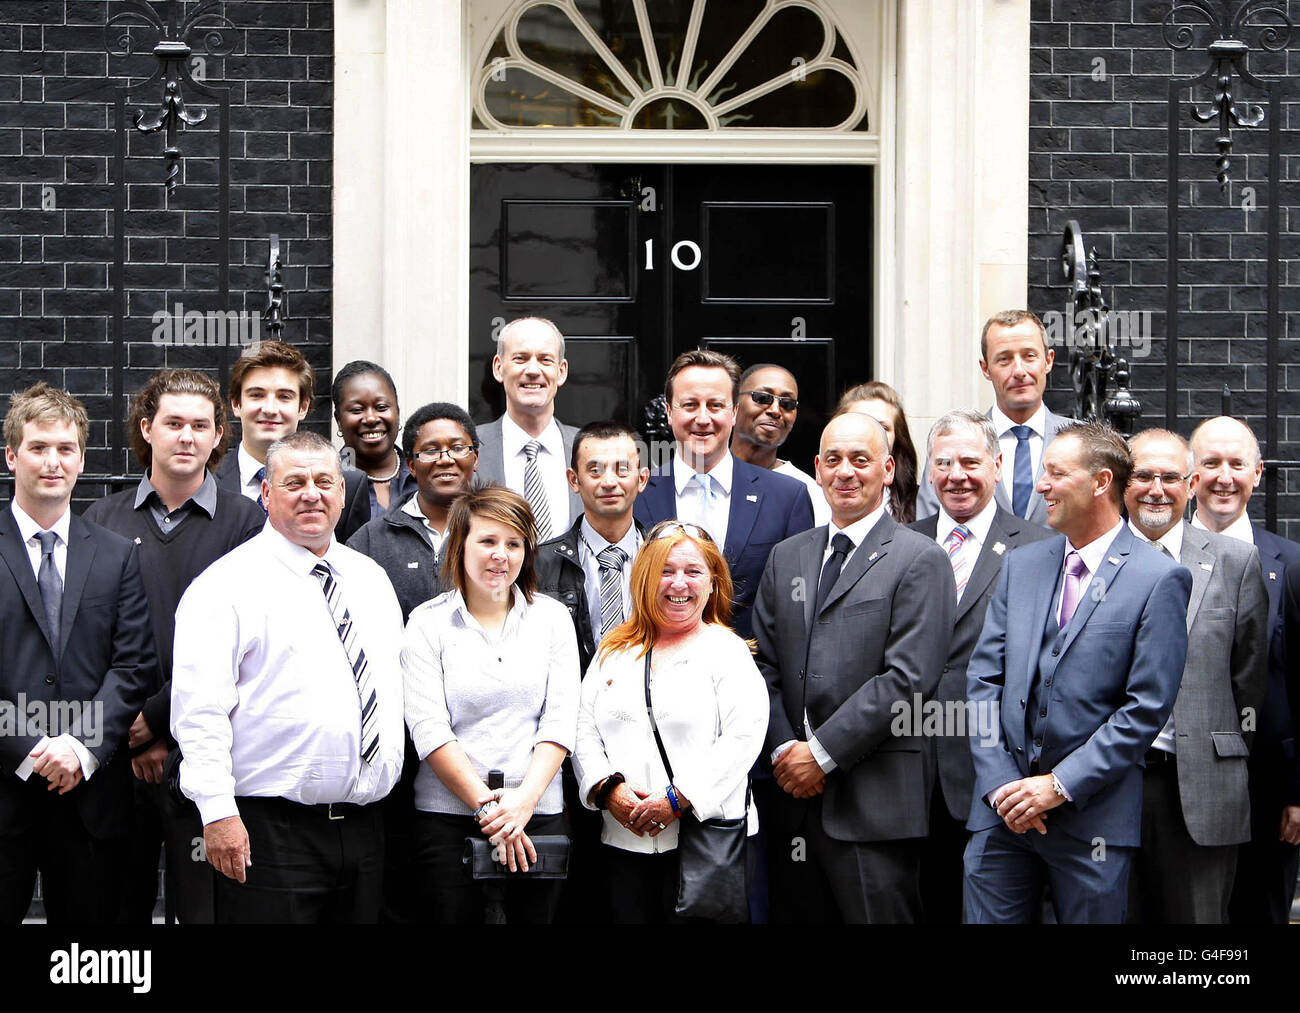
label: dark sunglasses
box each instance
[743,390,799,412]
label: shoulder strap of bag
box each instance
[643,648,676,783]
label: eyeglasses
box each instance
[1131,470,1188,487]
[649,521,715,544]
[414,444,477,463]
[742,390,799,412]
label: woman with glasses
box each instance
[402,484,580,924]
[573,521,768,923]
[834,381,920,525]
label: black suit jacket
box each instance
[633,456,814,638]
[0,507,155,838]
[910,507,1054,821]
[214,446,369,544]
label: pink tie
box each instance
[1058,550,1088,627]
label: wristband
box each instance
[595,773,625,810]
[666,785,681,814]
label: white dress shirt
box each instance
[1129,519,1184,754]
[9,501,99,783]
[573,623,768,854]
[402,587,580,816]
[935,495,999,581]
[171,526,406,825]
[771,500,889,774]
[774,460,831,526]
[1192,509,1254,546]
[991,403,1048,506]
[401,492,446,556]
[673,449,733,547]
[236,443,267,503]
[577,517,641,645]
[500,413,570,537]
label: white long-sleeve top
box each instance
[402,587,580,815]
[171,526,407,826]
[573,623,768,854]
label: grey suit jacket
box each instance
[474,415,581,529]
[910,506,1054,822]
[753,513,956,842]
[916,406,1071,525]
[1168,524,1269,846]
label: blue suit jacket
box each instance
[1249,524,1300,808]
[966,525,1191,847]
[633,455,814,638]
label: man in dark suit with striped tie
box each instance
[535,420,647,922]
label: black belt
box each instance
[238,796,372,821]
[1144,748,1176,766]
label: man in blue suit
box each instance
[633,349,814,639]
[964,421,1191,923]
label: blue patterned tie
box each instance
[1010,425,1033,518]
[253,466,268,515]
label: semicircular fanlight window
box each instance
[476,0,868,132]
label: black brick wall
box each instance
[1031,0,1300,539]
[0,0,332,506]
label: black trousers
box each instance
[213,796,385,924]
[412,810,567,924]
[0,777,124,924]
[1128,753,1237,924]
[118,777,216,923]
[918,786,968,924]
[1229,802,1300,924]
[603,845,716,924]
[554,758,609,924]
[767,793,922,924]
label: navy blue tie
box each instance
[254,466,268,515]
[1010,425,1033,518]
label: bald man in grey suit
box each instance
[1123,429,1268,923]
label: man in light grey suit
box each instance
[917,310,1070,525]
[473,316,580,540]
[754,412,955,923]
[911,410,1053,922]
[1123,428,1268,923]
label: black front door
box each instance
[468,163,871,472]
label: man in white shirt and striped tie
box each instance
[172,431,406,923]
[474,317,580,539]
[911,409,1052,922]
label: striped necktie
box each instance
[523,441,553,542]
[596,544,628,639]
[253,465,268,515]
[311,562,380,765]
[945,524,971,600]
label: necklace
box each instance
[367,457,401,483]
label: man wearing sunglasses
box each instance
[731,364,830,527]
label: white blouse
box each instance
[573,623,769,854]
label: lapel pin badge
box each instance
[868,551,878,562]
[992,542,1006,556]
[1199,562,1212,571]
[1107,556,1120,565]
[1269,571,1277,581]
[746,494,758,502]
[408,562,419,569]
[133,537,142,545]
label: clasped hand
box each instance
[992,774,1064,834]
[773,742,826,799]
[29,738,82,794]
[476,787,538,872]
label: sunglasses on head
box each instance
[649,521,715,544]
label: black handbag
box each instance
[462,835,571,879]
[644,650,750,924]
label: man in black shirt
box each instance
[84,369,263,922]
